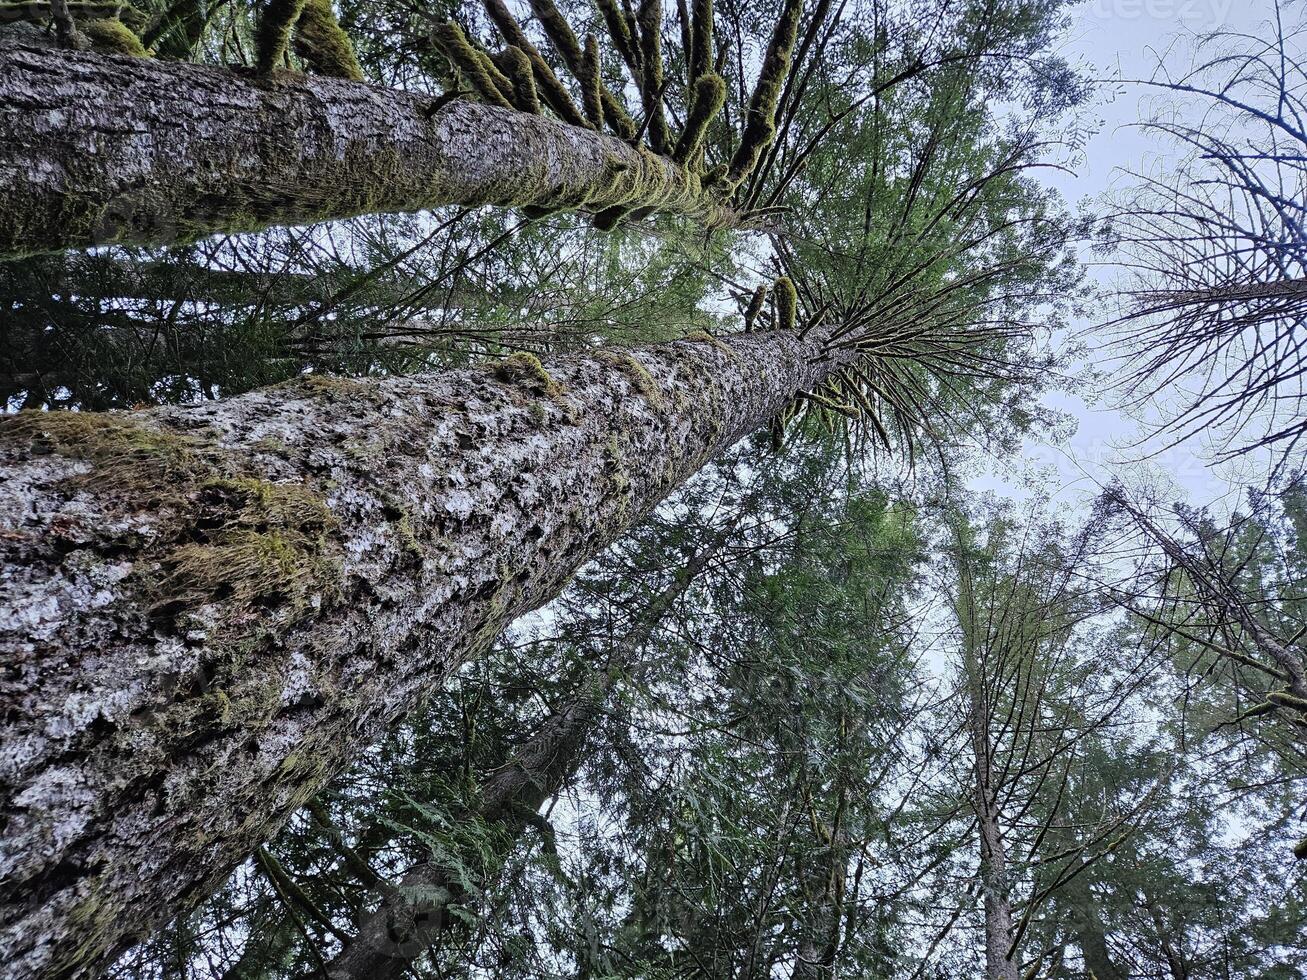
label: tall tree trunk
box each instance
[957,571,1018,980]
[322,537,721,978]
[323,673,610,979]
[0,46,734,259]
[961,640,1019,977]
[0,328,834,980]
[973,758,1018,980]
[1061,877,1126,980]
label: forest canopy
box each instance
[0,1,1304,978]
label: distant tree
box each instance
[926,507,1149,979]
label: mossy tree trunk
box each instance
[0,329,838,980]
[0,46,735,259]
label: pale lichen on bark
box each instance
[0,330,832,979]
[0,45,736,258]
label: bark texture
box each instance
[0,45,734,259]
[0,330,831,980]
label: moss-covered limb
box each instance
[431,21,515,109]
[689,0,712,83]
[773,275,798,332]
[0,1,148,28]
[518,0,637,139]
[1295,837,1307,861]
[255,0,306,73]
[595,0,642,79]
[580,34,605,130]
[0,45,740,257]
[675,0,693,72]
[481,0,588,127]
[743,283,768,332]
[726,0,802,185]
[672,71,724,164]
[80,17,147,55]
[525,0,584,72]
[1267,690,1307,713]
[141,0,205,59]
[496,44,540,115]
[255,848,351,943]
[634,0,672,154]
[292,0,363,80]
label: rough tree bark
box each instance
[0,329,837,980]
[0,45,734,259]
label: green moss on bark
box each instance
[255,0,307,74]
[482,0,588,127]
[774,275,797,332]
[293,0,364,81]
[432,21,515,110]
[727,0,801,185]
[689,0,713,82]
[1268,690,1307,713]
[496,351,564,397]
[1,410,342,635]
[581,34,605,130]
[635,0,671,153]
[673,72,725,164]
[0,1,148,28]
[594,348,663,407]
[684,329,734,358]
[497,45,540,114]
[80,17,148,56]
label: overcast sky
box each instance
[969,0,1288,516]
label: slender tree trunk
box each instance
[323,672,611,979]
[0,46,734,259]
[958,607,1018,979]
[974,765,1018,980]
[0,328,837,980]
[322,536,720,978]
[1062,879,1125,980]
